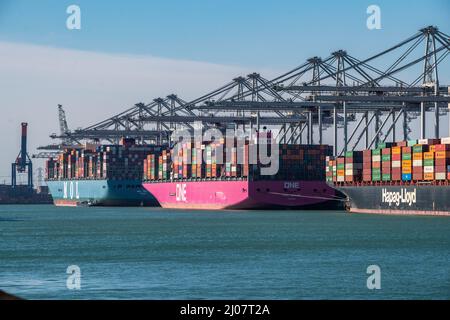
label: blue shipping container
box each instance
[402,173,412,181]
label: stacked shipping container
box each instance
[328,137,450,185]
[144,138,332,182]
[46,140,163,181]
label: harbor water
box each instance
[0,205,449,299]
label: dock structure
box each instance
[36,26,450,157]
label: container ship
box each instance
[45,139,160,207]
[0,185,53,205]
[327,138,450,216]
[142,133,343,210]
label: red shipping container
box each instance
[382,148,391,155]
[396,141,408,147]
[392,154,401,161]
[413,167,423,173]
[435,158,450,166]
[372,162,381,168]
[402,147,412,153]
[434,144,450,152]
[435,165,446,173]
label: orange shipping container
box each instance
[429,145,436,153]
[424,172,434,180]
[423,152,434,160]
[413,153,423,160]
[391,147,401,155]
[402,166,412,174]
[401,160,412,167]
[435,151,449,159]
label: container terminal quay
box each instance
[6,26,450,215]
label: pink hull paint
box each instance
[143,180,339,210]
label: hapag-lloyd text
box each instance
[382,188,417,206]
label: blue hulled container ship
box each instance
[45,139,162,207]
[46,179,157,207]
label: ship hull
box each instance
[336,184,450,216]
[143,180,343,210]
[46,179,158,207]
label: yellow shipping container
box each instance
[402,167,412,174]
[401,160,412,167]
[413,153,423,160]
[424,172,434,180]
[423,152,434,160]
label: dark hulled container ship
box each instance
[336,183,450,216]
[327,138,450,216]
[0,185,53,205]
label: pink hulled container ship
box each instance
[142,135,344,210]
[143,179,338,210]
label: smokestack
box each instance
[20,122,28,169]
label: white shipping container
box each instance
[418,139,428,145]
[424,166,434,173]
[413,160,423,166]
[337,176,345,182]
[435,172,446,180]
[346,163,353,170]
[392,161,401,168]
[441,137,450,144]
[372,155,381,162]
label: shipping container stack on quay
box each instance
[45,138,160,207]
[143,132,344,210]
[327,138,450,216]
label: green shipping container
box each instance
[382,174,391,181]
[372,149,381,156]
[424,159,434,166]
[402,153,412,160]
[372,173,381,181]
[382,154,391,161]
[345,151,354,158]
[413,145,426,153]
[372,168,381,174]
[337,163,345,170]
[408,140,418,146]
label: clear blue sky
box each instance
[0,0,449,69]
